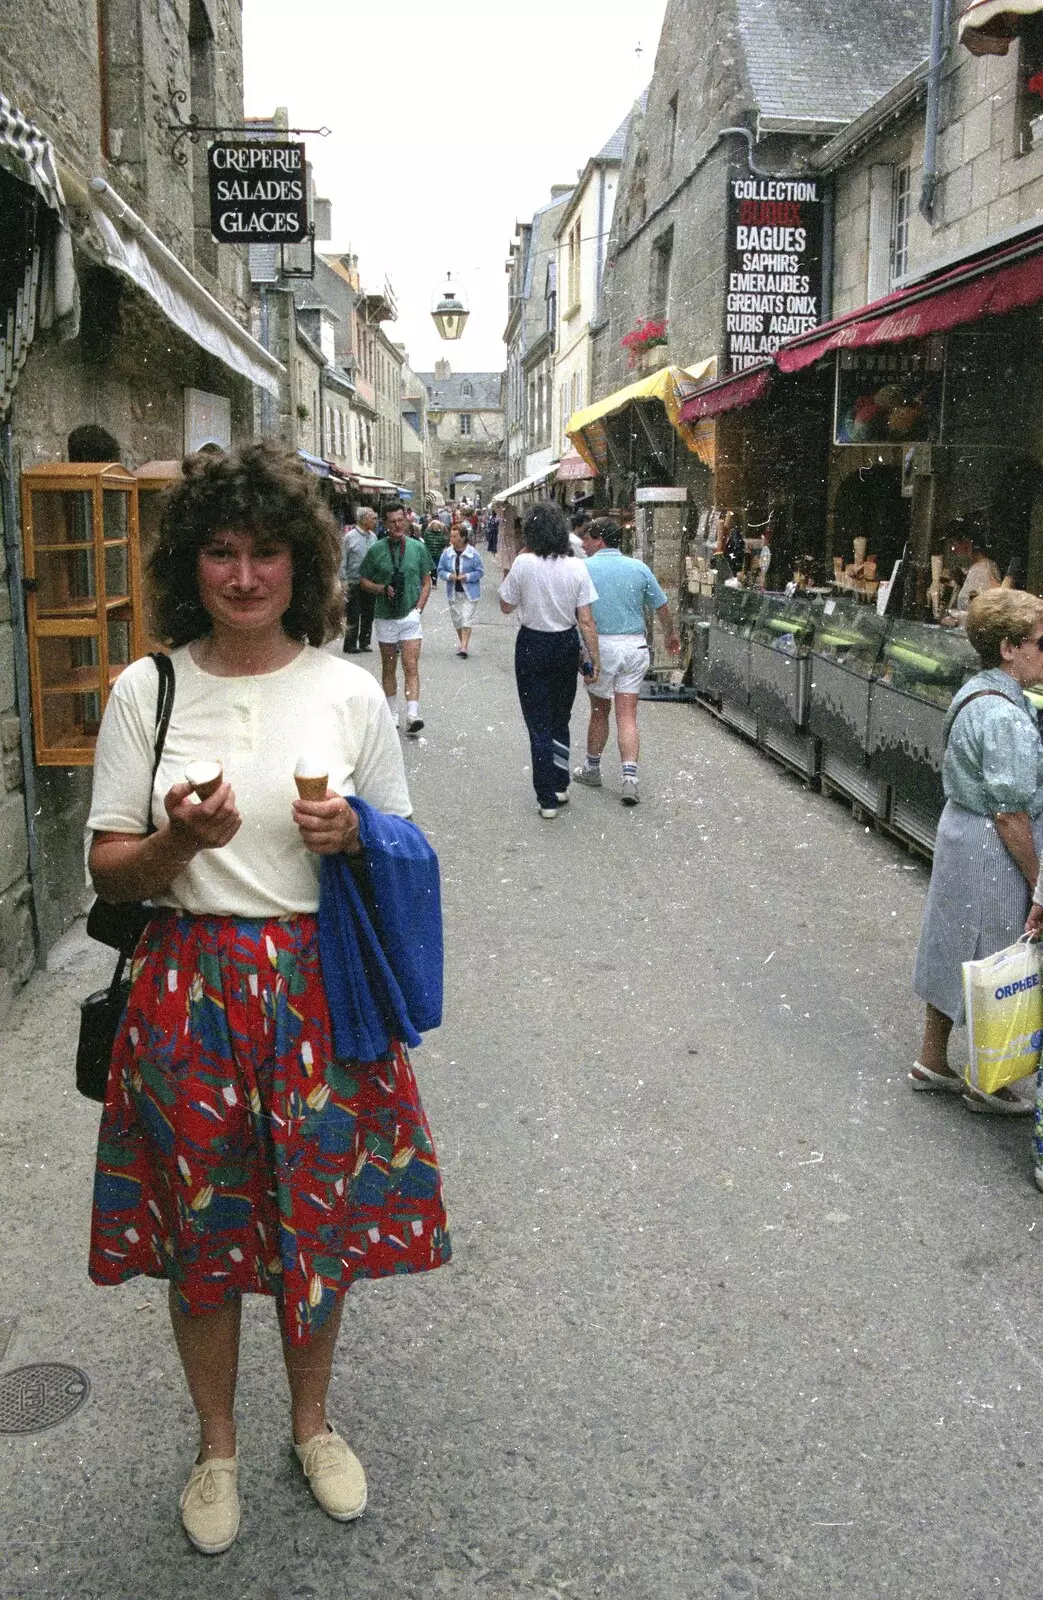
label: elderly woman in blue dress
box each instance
[911,589,1043,1113]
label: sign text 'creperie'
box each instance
[724,174,825,375]
[207,142,308,244]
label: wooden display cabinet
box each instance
[20,462,144,765]
[134,460,181,648]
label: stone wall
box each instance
[832,37,1043,318]
[593,0,755,400]
[0,0,255,997]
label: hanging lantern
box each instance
[431,274,469,340]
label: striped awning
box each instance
[958,0,1043,55]
[0,95,63,212]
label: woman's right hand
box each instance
[1026,902,1043,939]
[163,780,241,857]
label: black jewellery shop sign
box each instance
[207,142,308,243]
[724,173,825,375]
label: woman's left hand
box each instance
[293,793,362,855]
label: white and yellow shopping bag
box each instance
[963,936,1043,1096]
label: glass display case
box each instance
[808,596,889,814]
[867,621,979,836]
[20,462,144,765]
[749,593,821,728]
[707,585,760,730]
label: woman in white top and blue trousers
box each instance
[499,502,600,818]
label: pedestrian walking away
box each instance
[573,517,681,806]
[424,516,449,587]
[910,589,1043,1128]
[437,522,484,656]
[358,500,434,734]
[84,443,450,1556]
[485,508,500,556]
[499,500,599,818]
[341,506,378,653]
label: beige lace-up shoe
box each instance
[293,1425,367,1520]
[179,1454,240,1554]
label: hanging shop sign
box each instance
[207,142,307,243]
[833,345,944,447]
[724,172,825,375]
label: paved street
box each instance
[2,581,1042,1600]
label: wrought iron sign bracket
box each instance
[166,93,330,165]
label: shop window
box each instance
[566,223,582,315]
[20,463,144,766]
[891,164,912,284]
[1017,18,1043,154]
[459,413,472,437]
[650,225,674,321]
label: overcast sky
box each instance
[242,0,668,375]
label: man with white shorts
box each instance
[358,502,433,734]
[573,518,680,805]
[436,522,485,657]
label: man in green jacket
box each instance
[359,503,433,734]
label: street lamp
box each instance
[431,274,469,340]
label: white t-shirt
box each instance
[499,552,598,632]
[87,645,411,917]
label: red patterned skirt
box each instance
[89,911,451,1344]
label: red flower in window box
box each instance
[1027,71,1043,98]
[620,318,669,367]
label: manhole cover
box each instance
[0,1363,90,1435]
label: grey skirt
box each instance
[912,801,1043,1024]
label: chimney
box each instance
[550,184,573,200]
[434,359,451,380]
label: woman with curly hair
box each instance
[86,442,450,1554]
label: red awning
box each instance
[958,0,1043,56]
[678,366,773,423]
[775,228,1043,374]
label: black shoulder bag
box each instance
[77,653,175,1102]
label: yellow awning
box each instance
[566,358,717,475]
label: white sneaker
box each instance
[293,1425,367,1521]
[572,766,602,788]
[538,805,558,819]
[620,778,640,806]
[180,1454,240,1554]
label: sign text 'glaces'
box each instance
[207,142,308,244]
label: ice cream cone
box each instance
[185,760,223,800]
[294,774,328,801]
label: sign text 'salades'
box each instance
[724,174,825,375]
[207,142,308,244]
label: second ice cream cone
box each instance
[294,773,328,801]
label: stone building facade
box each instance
[504,186,573,483]
[1,0,280,1004]
[419,363,506,504]
[552,109,632,457]
[592,0,931,400]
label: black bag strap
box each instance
[147,651,175,835]
[944,689,1011,748]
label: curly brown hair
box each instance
[149,441,343,646]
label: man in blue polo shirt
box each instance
[573,517,680,805]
